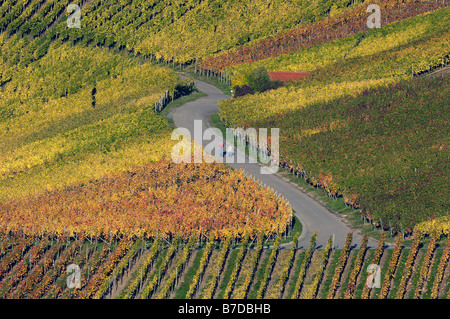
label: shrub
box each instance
[246,67,274,93]
[234,85,254,97]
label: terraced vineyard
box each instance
[1,231,448,299]
[1,0,449,303]
[218,5,450,233]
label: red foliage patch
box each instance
[268,71,311,82]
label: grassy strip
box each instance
[200,236,232,299]
[378,235,404,299]
[320,250,341,299]
[394,232,422,299]
[184,234,216,299]
[406,253,425,299]
[430,238,450,299]
[222,234,250,299]
[361,232,386,299]
[161,90,208,127]
[173,250,203,299]
[337,249,357,299]
[265,232,300,299]
[302,236,333,299]
[326,231,353,299]
[216,250,239,299]
[232,236,264,299]
[140,240,179,299]
[117,238,161,299]
[155,237,196,299]
[353,249,375,299]
[291,232,318,299]
[284,251,306,298]
[388,250,410,299]
[247,250,271,299]
[413,233,438,298]
[422,249,443,299]
[256,236,282,299]
[371,249,392,299]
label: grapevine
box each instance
[185,233,215,299]
[430,237,450,299]
[256,234,281,299]
[223,233,250,299]
[327,231,353,299]
[395,231,422,299]
[378,235,403,299]
[291,232,318,299]
[201,235,232,299]
[361,231,386,299]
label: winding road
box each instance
[169,74,379,249]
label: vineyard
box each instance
[218,6,450,232]
[224,5,450,83]
[0,158,293,239]
[0,41,197,202]
[0,0,369,70]
[221,73,449,233]
[1,0,449,302]
[201,0,449,72]
[0,230,448,299]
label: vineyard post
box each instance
[400,223,404,239]
[389,220,392,237]
[158,268,161,286]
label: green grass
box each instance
[406,252,425,299]
[216,249,239,298]
[135,249,169,298]
[354,250,375,299]
[173,249,203,299]
[247,249,270,299]
[284,250,305,299]
[371,249,393,299]
[318,250,341,299]
[422,249,443,299]
[181,66,232,96]
[337,249,358,299]
[388,249,409,299]
[209,112,228,135]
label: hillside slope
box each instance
[218,7,449,231]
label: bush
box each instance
[233,85,254,97]
[245,67,273,93]
[233,67,283,97]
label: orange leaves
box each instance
[0,158,291,241]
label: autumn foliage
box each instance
[0,159,292,241]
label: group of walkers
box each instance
[219,142,234,157]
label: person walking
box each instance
[227,144,234,157]
[219,142,225,157]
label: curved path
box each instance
[170,74,379,249]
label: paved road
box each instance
[169,74,379,249]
